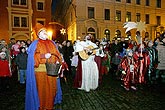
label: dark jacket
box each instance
[15,52,28,70]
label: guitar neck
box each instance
[91,47,99,50]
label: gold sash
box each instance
[35,64,47,72]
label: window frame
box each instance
[157,0,161,8]
[13,15,28,28]
[136,0,141,5]
[88,7,95,19]
[145,14,150,24]
[36,0,45,11]
[116,10,121,21]
[136,13,141,22]
[156,16,161,26]
[105,9,110,20]
[126,11,131,22]
[126,0,131,3]
[145,0,150,6]
[36,18,46,26]
[116,0,121,2]
[12,0,27,6]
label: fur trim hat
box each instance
[0,51,6,56]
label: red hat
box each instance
[34,23,47,36]
[0,51,6,56]
[104,47,109,51]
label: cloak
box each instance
[25,40,62,110]
[25,40,39,110]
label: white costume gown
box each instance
[75,40,99,92]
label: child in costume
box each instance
[133,43,150,84]
[119,49,138,91]
[101,48,111,75]
[0,52,11,91]
[59,54,69,83]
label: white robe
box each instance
[75,40,99,92]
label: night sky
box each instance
[51,0,58,14]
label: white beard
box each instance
[38,30,48,40]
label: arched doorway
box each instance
[104,29,110,40]
[87,27,96,40]
[115,30,121,40]
[126,31,131,39]
[13,33,29,41]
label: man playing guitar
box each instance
[73,34,99,92]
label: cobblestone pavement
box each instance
[59,74,165,110]
[0,73,165,110]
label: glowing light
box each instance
[60,28,66,35]
[47,31,53,40]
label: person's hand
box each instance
[45,53,51,59]
[122,71,126,75]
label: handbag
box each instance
[45,60,62,76]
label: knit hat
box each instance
[0,51,6,56]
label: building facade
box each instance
[53,0,165,42]
[0,0,52,43]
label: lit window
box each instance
[116,10,121,21]
[126,12,131,22]
[104,29,110,40]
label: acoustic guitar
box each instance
[79,45,98,60]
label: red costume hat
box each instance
[0,51,6,56]
[104,47,109,51]
[34,23,47,36]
